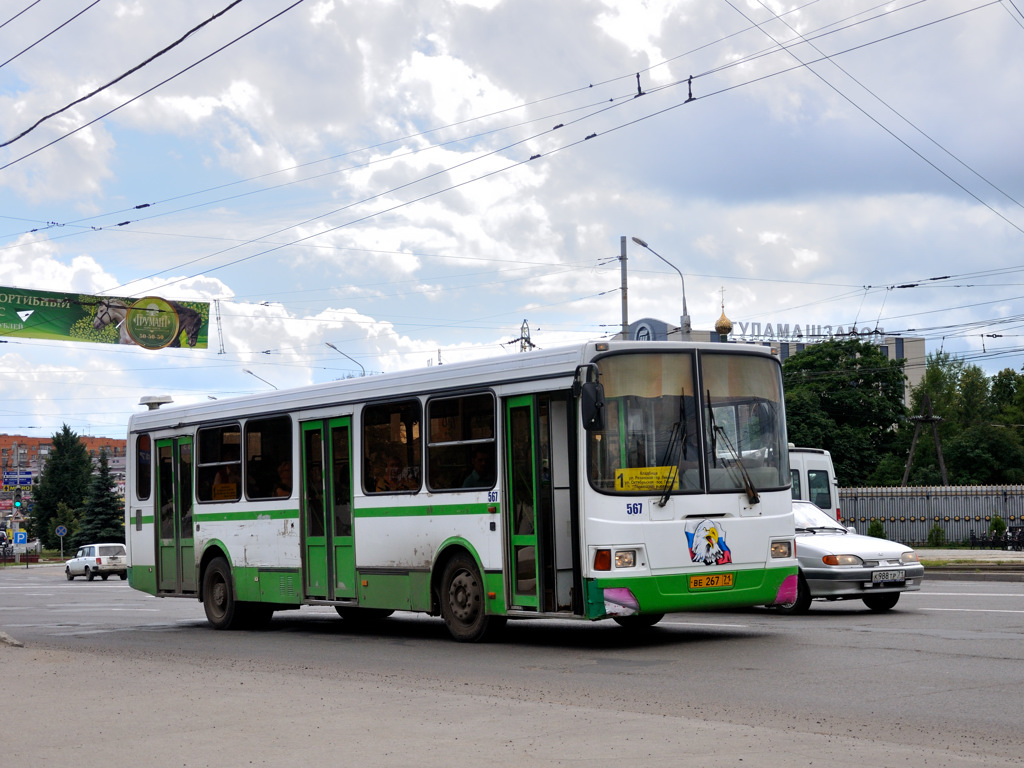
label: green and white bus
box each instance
[125,339,798,641]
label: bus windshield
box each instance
[587,351,788,495]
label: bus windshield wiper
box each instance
[706,389,760,506]
[655,392,689,507]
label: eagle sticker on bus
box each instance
[687,519,732,566]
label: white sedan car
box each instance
[66,543,128,581]
[777,501,924,614]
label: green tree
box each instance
[75,450,124,545]
[783,339,908,486]
[905,355,1024,485]
[28,425,92,549]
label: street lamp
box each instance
[242,369,278,390]
[632,236,691,337]
[325,342,366,377]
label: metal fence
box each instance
[839,485,1024,544]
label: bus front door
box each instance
[506,396,541,609]
[300,418,356,601]
[506,395,577,613]
[155,437,196,594]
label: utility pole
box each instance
[902,394,948,486]
[619,235,628,339]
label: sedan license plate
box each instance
[871,569,905,584]
[689,573,734,590]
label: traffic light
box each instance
[13,488,22,509]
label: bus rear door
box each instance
[300,418,356,600]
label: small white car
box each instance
[777,501,924,614]
[66,543,128,581]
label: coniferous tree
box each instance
[75,450,124,545]
[28,425,92,549]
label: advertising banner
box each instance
[0,286,209,350]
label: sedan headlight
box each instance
[901,551,919,564]
[822,554,864,566]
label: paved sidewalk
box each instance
[916,548,1024,562]
[915,548,1024,582]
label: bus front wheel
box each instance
[440,553,503,642]
[613,613,664,629]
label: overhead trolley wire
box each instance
[0,0,100,72]
[3,0,955,239]
[0,0,45,32]
[0,0,305,170]
[101,0,1012,300]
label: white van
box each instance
[789,446,841,521]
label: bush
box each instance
[867,519,886,539]
[989,515,1007,538]
[926,523,947,547]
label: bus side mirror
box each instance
[580,381,605,432]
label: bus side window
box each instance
[196,424,242,502]
[790,469,801,501]
[426,393,495,491]
[244,415,293,500]
[363,400,422,494]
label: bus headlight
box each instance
[614,550,636,568]
[770,540,792,559]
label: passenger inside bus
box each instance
[462,448,493,488]
[376,454,416,492]
[273,461,292,497]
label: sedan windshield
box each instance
[793,501,846,532]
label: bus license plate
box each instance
[871,569,905,583]
[689,573,734,590]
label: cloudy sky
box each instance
[1,0,1022,439]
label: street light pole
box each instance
[631,236,691,337]
[325,342,366,377]
[242,369,278,390]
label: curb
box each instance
[925,567,1024,583]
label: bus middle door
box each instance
[155,436,196,594]
[300,418,356,601]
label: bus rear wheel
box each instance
[202,557,237,630]
[440,553,503,642]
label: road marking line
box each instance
[921,608,1024,614]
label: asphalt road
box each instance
[1,564,1022,767]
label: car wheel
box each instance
[66,567,74,581]
[101,573,109,581]
[863,592,900,612]
[612,613,665,629]
[119,572,128,580]
[776,573,812,615]
[85,567,95,581]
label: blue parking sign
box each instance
[14,531,27,544]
